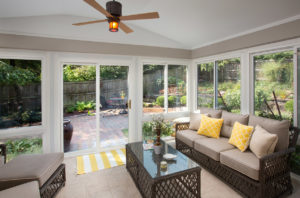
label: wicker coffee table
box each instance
[126,141,201,198]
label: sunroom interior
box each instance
[1,0,300,198]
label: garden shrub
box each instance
[285,100,293,114]
[168,96,176,107]
[5,138,42,161]
[76,101,86,112]
[156,96,164,107]
[21,111,41,124]
[180,96,186,105]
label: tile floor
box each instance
[56,156,300,198]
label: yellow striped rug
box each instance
[77,148,126,175]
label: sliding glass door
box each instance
[99,65,129,148]
[62,64,130,153]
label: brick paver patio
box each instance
[64,113,128,152]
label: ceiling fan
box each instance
[73,0,160,33]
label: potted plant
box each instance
[152,114,164,154]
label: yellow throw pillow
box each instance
[197,115,223,138]
[228,122,254,152]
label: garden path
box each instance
[64,114,128,152]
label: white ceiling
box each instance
[0,0,300,49]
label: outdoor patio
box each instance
[64,113,128,152]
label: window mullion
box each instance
[164,64,168,113]
[214,61,218,109]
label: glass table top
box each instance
[126,140,200,179]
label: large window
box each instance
[143,64,187,114]
[168,65,187,112]
[197,58,241,113]
[254,51,293,122]
[0,59,42,129]
[197,62,214,108]
[143,65,165,113]
[217,58,241,113]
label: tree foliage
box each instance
[63,65,128,82]
[0,60,41,86]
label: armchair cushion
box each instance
[248,115,290,151]
[0,181,40,198]
[220,149,260,180]
[176,130,207,147]
[194,137,234,161]
[0,152,64,191]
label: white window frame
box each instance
[53,52,136,156]
[194,53,243,113]
[249,47,293,115]
[140,58,191,121]
[0,49,50,153]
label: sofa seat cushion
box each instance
[199,107,222,118]
[194,137,234,161]
[248,115,290,151]
[176,130,207,147]
[220,149,260,181]
[221,111,249,138]
[0,152,64,191]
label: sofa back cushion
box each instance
[248,115,290,151]
[200,107,222,118]
[189,113,209,131]
[220,111,249,138]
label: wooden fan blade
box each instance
[84,0,112,17]
[73,19,107,26]
[120,12,159,21]
[119,22,133,34]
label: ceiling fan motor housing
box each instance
[106,1,122,17]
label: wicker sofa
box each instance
[175,108,299,198]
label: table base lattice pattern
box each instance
[126,145,201,198]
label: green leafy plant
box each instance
[156,96,164,107]
[168,96,176,107]
[180,96,186,105]
[65,105,76,113]
[5,138,42,161]
[285,100,293,114]
[76,101,86,112]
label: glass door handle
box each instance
[128,99,131,109]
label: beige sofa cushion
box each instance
[250,125,278,158]
[199,107,222,118]
[194,137,235,161]
[0,181,40,198]
[0,152,64,191]
[189,113,209,130]
[176,130,207,147]
[248,115,290,151]
[221,111,249,138]
[220,149,260,180]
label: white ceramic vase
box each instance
[153,144,162,155]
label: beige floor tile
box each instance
[56,156,300,198]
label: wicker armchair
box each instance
[0,144,66,198]
[175,122,299,198]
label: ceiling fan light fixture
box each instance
[109,19,119,32]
